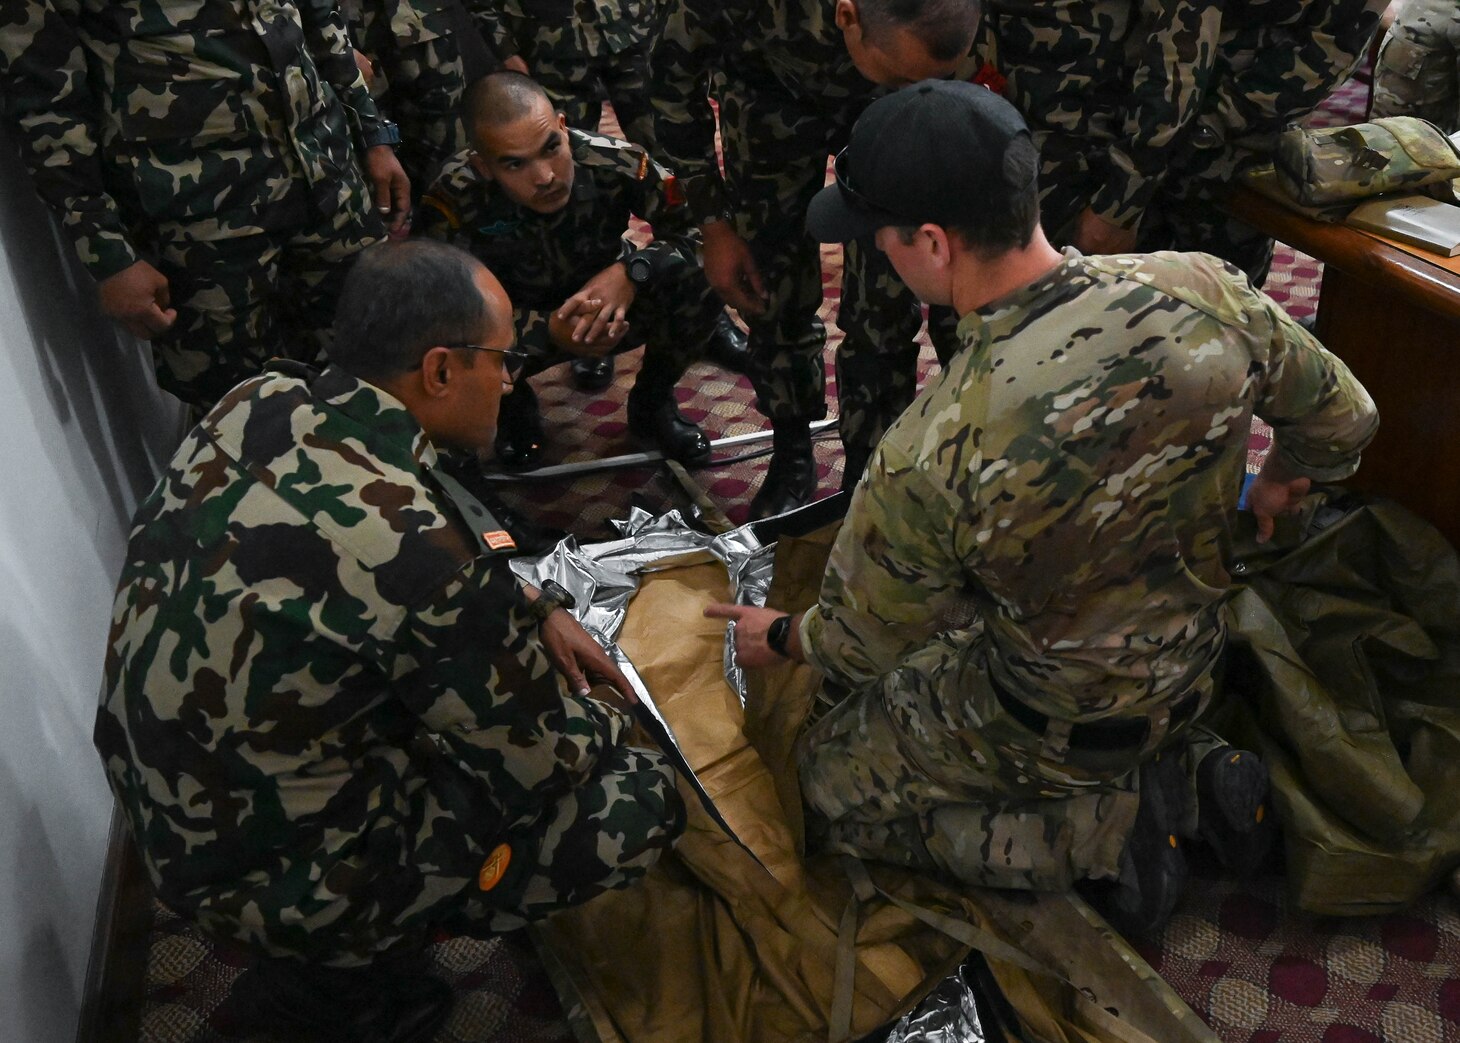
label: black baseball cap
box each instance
[807,79,1038,243]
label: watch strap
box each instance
[766,614,794,658]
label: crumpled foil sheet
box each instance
[510,506,772,706]
[885,965,988,1043]
[512,508,989,1041]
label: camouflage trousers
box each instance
[798,629,1167,891]
[1370,0,1460,134]
[716,78,951,463]
[511,245,728,392]
[506,19,657,147]
[147,185,382,410]
[374,32,471,193]
[443,743,684,937]
[1034,135,1275,285]
[1137,176,1275,286]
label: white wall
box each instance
[0,130,184,1042]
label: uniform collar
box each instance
[954,247,1085,346]
[312,364,439,472]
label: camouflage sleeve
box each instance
[298,0,388,141]
[0,0,140,279]
[648,0,727,224]
[1369,0,1460,127]
[463,0,516,59]
[397,555,634,825]
[513,307,555,357]
[1248,283,1379,481]
[1092,0,1221,229]
[800,442,975,691]
[1196,0,1385,159]
[623,145,700,270]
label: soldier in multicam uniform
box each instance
[343,0,484,196]
[417,71,746,468]
[1371,0,1460,134]
[987,0,1386,282]
[651,0,980,519]
[710,82,1378,932]
[0,0,411,411]
[97,240,684,1041]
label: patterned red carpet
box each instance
[133,75,1460,1043]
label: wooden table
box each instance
[1229,186,1460,549]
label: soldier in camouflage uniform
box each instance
[468,0,660,146]
[986,0,1386,282]
[0,0,412,410]
[709,82,1378,931]
[97,240,683,1039]
[344,0,484,195]
[467,0,667,392]
[651,0,979,518]
[417,72,739,468]
[1371,0,1460,134]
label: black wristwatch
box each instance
[527,580,576,623]
[361,119,401,149]
[624,252,655,286]
[766,614,794,658]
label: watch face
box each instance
[628,258,652,284]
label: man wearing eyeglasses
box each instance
[708,81,1378,934]
[95,239,684,1042]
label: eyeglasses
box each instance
[438,342,530,390]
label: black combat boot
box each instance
[1107,750,1190,937]
[703,310,752,375]
[220,948,453,1043]
[748,420,817,521]
[494,381,545,470]
[840,443,871,493]
[570,356,615,391]
[1196,745,1277,877]
[626,383,712,463]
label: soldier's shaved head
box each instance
[466,70,554,130]
[856,0,980,62]
[331,240,500,378]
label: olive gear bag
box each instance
[1274,116,1460,207]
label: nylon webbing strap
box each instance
[842,859,1051,978]
[829,882,862,1043]
[429,468,517,557]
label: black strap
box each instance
[992,677,1199,753]
[429,468,517,557]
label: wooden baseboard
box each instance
[76,805,153,1043]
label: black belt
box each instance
[992,680,1200,752]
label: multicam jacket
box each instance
[96,363,633,962]
[801,250,1379,724]
[0,0,387,280]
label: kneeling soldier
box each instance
[96,241,684,1042]
[418,70,746,469]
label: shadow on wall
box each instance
[0,130,182,543]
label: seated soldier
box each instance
[417,70,748,469]
[95,240,684,1043]
[709,82,1379,934]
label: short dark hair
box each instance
[329,241,492,379]
[465,70,553,132]
[894,137,1040,257]
[858,0,981,62]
